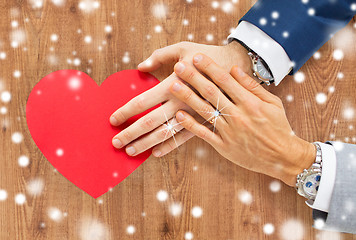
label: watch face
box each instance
[256,58,273,81]
[302,173,321,198]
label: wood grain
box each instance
[0,0,356,239]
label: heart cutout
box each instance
[26,70,160,198]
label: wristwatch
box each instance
[295,142,323,200]
[232,39,275,85]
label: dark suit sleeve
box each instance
[240,0,355,73]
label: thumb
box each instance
[138,43,181,72]
[230,66,280,105]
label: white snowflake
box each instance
[78,0,100,13]
[209,16,216,22]
[282,31,289,38]
[315,93,327,104]
[211,1,219,9]
[269,180,281,192]
[18,155,30,167]
[56,148,64,156]
[1,91,11,103]
[206,34,214,42]
[104,25,112,33]
[10,29,26,48]
[11,21,19,28]
[126,225,136,235]
[0,52,6,60]
[152,3,168,19]
[156,190,168,202]
[79,218,108,240]
[221,1,234,13]
[184,232,194,240]
[191,206,203,218]
[259,18,267,26]
[0,107,7,114]
[26,178,44,196]
[313,52,321,60]
[84,35,92,43]
[68,77,82,90]
[279,219,304,240]
[169,202,182,216]
[0,189,7,201]
[328,86,335,93]
[263,223,275,235]
[182,19,189,26]
[13,70,21,78]
[308,8,315,16]
[351,3,356,11]
[333,49,344,61]
[271,11,279,19]
[15,193,26,205]
[343,107,354,119]
[51,0,66,6]
[50,34,59,42]
[238,190,253,205]
[48,207,63,222]
[29,0,44,9]
[337,72,344,79]
[294,72,305,83]
[122,52,130,64]
[286,94,294,102]
[12,132,23,144]
[154,25,162,33]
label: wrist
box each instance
[279,138,317,187]
[223,40,253,78]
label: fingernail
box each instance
[237,67,246,77]
[126,146,136,156]
[112,138,123,148]
[110,116,118,125]
[176,112,185,121]
[172,82,182,92]
[153,150,161,157]
[175,62,185,74]
[193,54,203,63]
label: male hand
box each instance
[169,53,316,186]
[110,41,252,157]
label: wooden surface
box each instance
[0,0,356,239]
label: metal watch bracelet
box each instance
[295,142,323,200]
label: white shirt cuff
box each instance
[305,142,336,212]
[228,21,292,86]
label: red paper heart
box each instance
[26,70,160,198]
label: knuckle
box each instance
[142,117,155,129]
[134,96,145,110]
[204,85,216,97]
[186,120,195,130]
[183,90,193,101]
[136,140,148,152]
[197,128,208,140]
[187,70,195,81]
[203,58,214,69]
[201,104,212,117]
[123,131,132,142]
[159,128,170,139]
[115,110,126,122]
[218,72,230,83]
[247,79,260,91]
[166,140,176,151]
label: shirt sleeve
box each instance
[228,21,293,86]
[305,142,337,213]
